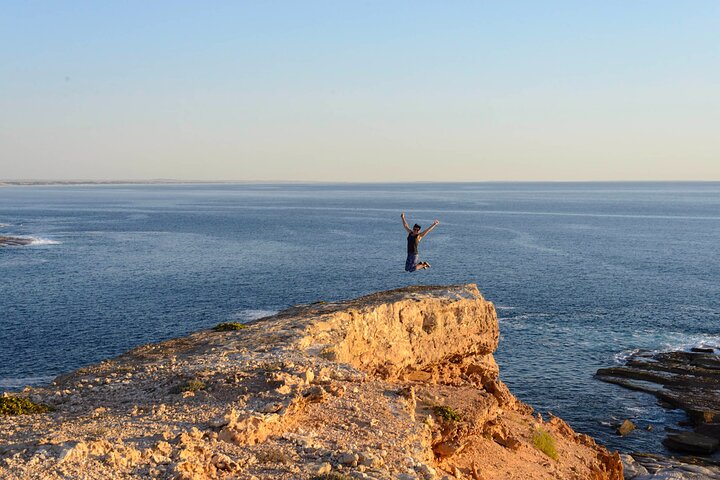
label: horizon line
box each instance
[2,179,720,186]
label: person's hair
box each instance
[413,224,421,230]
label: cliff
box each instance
[0,284,622,479]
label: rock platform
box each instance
[597,349,720,457]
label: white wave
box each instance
[231,309,278,322]
[500,312,553,322]
[27,237,61,245]
[329,229,356,238]
[624,405,650,415]
[0,375,55,390]
[613,333,720,364]
[657,334,720,353]
[0,223,10,228]
[613,348,645,363]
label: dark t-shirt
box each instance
[407,233,419,254]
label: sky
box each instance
[1,1,719,182]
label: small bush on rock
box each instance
[0,396,54,415]
[213,322,247,332]
[171,379,207,394]
[433,405,462,422]
[533,428,559,460]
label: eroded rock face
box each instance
[299,285,499,379]
[0,284,623,479]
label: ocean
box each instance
[1,182,719,454]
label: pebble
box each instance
[416,463,437,479]
[316,462,332,475]
[398,474,418,480]
[338,452,359,467]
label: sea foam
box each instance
[613,333,720,364]
[27,237,61,245]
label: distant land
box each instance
[0,180,385,186]
[0,179,195,186]
[3,180,720,187]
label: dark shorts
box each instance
[405,253,419,272]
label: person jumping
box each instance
[401,212,439,272]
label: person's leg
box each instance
[405,254,418,272]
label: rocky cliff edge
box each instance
[0,284,622,479]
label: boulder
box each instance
[617,420,636,436]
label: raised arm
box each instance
[400,212,412,233]
[419,219,439,238]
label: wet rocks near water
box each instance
[597,349,720,455]
[622,453,720,480]
[0,236,32,247]
[691,347,715,354]
[663,431,719,455]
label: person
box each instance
[401,212,439,272]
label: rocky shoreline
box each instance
[622,452,720,479]
[0,284,622,479]
[0,236,33,247]
[597,348,720,478]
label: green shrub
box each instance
[212,322,247,332]
[533,428,559,460]
[0,396,54,415]
[171,379,207,394]
[433,405,462,422]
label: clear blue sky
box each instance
[1,1,719,181]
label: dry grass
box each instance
[533,428,559,460]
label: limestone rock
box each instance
[338,451,359,466]
[316,462,332,474]
[617,420,636,436]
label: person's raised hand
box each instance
[433,219,440,225]
[401,212,405,218]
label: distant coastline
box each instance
[2,180,720,187]
[0,180,198,186]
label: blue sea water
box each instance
[1,182,719,454]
